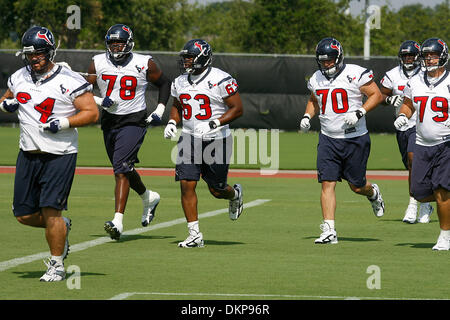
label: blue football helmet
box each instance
[398,40,420,71]
[420,38,448,72]
[20,26,56,69]
[315,37,344,78]
[179,39,212,74]
[105,24,134,62]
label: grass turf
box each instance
[0,174,446,300]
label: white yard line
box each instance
[0,199,271,272]
[109,291,447,301]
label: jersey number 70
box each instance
[316,88,349,114]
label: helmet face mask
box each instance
[105,24,134,62]
[398,40,420,71]
[315,38,344,78]
[179,39,212,74]
[20,26,56,74]
[420,38,449,72]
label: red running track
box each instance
[0,166,408,180]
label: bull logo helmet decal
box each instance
[36,31,53,46]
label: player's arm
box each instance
[380,86,393,102]
[299,93,319,132]
[0,89,19,113]
[164,97,182,139]
[305,93,319,118]
[398,97,414,118]
[70,92,100,127]
[145,59,171,125]
[41,92,99,133]
[217,92,243,126]
[359,80,383,113]
[169,98,183,124]
[0,89,14,104]
[380,85,403,108]
[394,97,415,130]
[86,61,97,85]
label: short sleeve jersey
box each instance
[7,65,92,155]
[93,52,151,115]
[380,65,420,131]
[307,64,374,139]
[171,66,238,139]
[403,70,450,146]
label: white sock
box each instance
[112,212,123,225]
[51,255,63,264]
[187,220,200,235]
[408,197,418,207]
[440,229,450,238]
[140,189,150,201]
[324,219,335,230]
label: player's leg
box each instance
[178,179,204,248]
[414,132,433,223]
[37,153,75,281]
[16,212,45,227]
[344,133,384,217]
[176,133,204,247]
[315,181,338,244]
[103,126,152,238]
[315,133,340,244]
[127,169,160,227]
[432,188,450,250]
[399,128,420,222]
[203,137,243,220]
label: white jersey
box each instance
[403,70,450,146]
[93,52,151,115]
[380,65,420,131]
[307,64,374,139]
[171,66,238,139]
[7,65,92,155]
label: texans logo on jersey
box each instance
[135,65,144,73]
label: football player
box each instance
[300,37,385,244]
[394,38,450,250]
[164,39,243,248]
[86,24,171,240]
[0,26,99,281]
[380,41,433,224]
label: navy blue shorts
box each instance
[175,133,232,190]
[396,127,416,169]
[411,142,450,200]
[13,150,77,217]
[103,126,147,174]
[317,133,371,188]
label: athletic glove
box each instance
[344,108,366,126]
[385,95,403,108]
[0,98,19,113]
[394,113,408,130]
[299,114,311,133]
[164,120,177,139]
[194,119,220,137]
[145,103,165,125]
[93,96,117,109]
[41,118,70,134]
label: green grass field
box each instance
[0,126,405,170]
[0,125,446,303]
